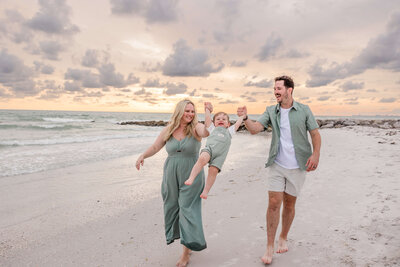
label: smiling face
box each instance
[213,112,230,128]
[180,103,195,125]
[274,80,293,105]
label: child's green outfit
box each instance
[201,124,236,171]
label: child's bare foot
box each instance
[261,246,274,264]
[200,192,208,199]
[184,177,194,185]
[277,237,288,253]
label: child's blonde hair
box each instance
[164,99,198,141]
[213,112,229,122]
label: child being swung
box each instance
[185,102,245,199]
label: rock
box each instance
[380,122,392,129]
[393,121,400,128]
[321,123,334,129]
[343,120,356,126]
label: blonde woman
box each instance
[136,99,209,267]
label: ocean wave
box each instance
[42,117,95,123]
[0,132,158,147]
[0,124,84,130]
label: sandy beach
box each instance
[1,127,399,266]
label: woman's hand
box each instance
[136,154,145,170]
[204,102,213,113]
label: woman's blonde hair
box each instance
[164,99,198,141]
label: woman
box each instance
[136,99,209,267]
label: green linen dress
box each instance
[162,136,207,251]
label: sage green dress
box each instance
[162,136,207,251]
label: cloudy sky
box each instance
[0,0,399,115]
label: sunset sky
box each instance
[0,0,399,115]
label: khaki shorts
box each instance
[268,163,306,197]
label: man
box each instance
[237,75,321,265]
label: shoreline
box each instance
[118,118,400,131]
[0,127,399,266]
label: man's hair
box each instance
[275,75,294,90]
[213,112,229,122]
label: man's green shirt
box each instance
[257,101,319,171]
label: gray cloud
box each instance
[379,97,397,103]
[219,99,238,104]
[202,93,215,98]
[230,60,247,67]
[0,49,37,97]
[98,63,137,88]
[244,79,273,88]
[110,0,178,23]
[255,33,283,61]
[110,0,144,14]
[162,39,224,77]
[284,49,310,58]
[65,68,101,88]
[189,89,197,96]
[64,81,82,92]
[39,40,64,60]
[146,0,178,23]
[164,82,187,95]
[340,81,365,91]
[82,49,100,68]
[134,88,152,96]
[212,0,240,43]
[0,10,33,44]
[141,61,162,72]
[41,64,54,74]
[142,77,163,87]
[34,61,55,74]
[317,96,331,101]
[307,12,400,87]
[26,0,79,35]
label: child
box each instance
[185,102,245,199]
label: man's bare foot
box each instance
[261,246,274,264]
[176,253,190,267]
[277,237,288,253]
[184,178,194,186]
[200,191,208,199]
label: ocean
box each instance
[0,109,398,177]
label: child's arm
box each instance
[233,115,245,131]
[204,102,213,128]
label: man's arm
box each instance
[305,128,321,172]
[237,106,264,134]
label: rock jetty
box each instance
[118,119,400,131]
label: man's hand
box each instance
[305,153,319,172]
[237,106,247,116]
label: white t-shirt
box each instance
[274,107,299,169]
[207,124,236,136]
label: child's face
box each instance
[214,114,230,128]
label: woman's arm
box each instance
[136,127,168,170]
[195,122,209,138]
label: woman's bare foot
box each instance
[176,247,191,267]
[277,237,288,253]
[261,245,274,264]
